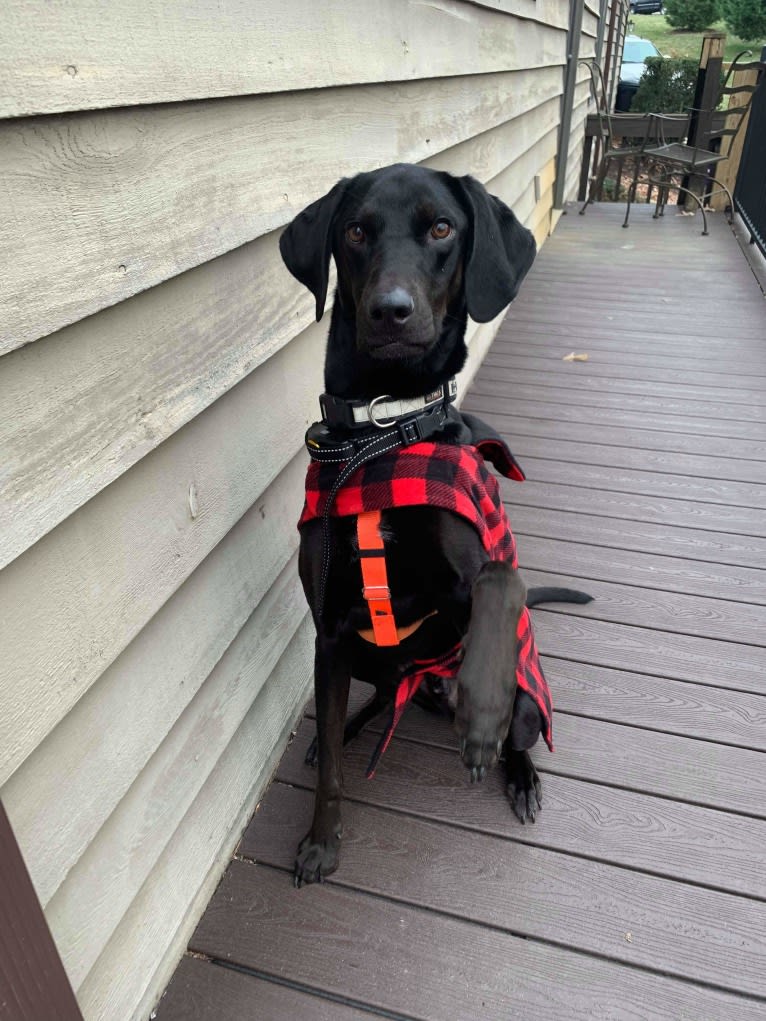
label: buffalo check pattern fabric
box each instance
[299,436,553,773]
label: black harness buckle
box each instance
[397,417,422,445]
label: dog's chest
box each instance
[334,507,449,627]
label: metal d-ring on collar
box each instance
[368,394,398,429]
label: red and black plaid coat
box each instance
[299,430,553,774]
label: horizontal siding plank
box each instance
[76,618,314,1021]
[1,67,562,350]
[189,861,764,1020]
[471,0,571,26]
[1,453,304,907]
[278,719,766,898]
[507,500,766,569]
[0,0,566,117]
[2,107,558,568]
[245,783,766,997]
[0,325,321,788]
[423,94,560,179]
[46,557,307,988]
[0,229,314,570]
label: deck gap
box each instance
[259,780,766,905]
[246,862,766,1004]
[501,496,766,542]
[504,470,766,515]
[516,555,766,607]
[210,958,416,1020]
[508,451,766,492]
[532,601,766,650]
[475,374,766,409]
[466,410,766,458]
[508,517,766,569]
[552,707,766,755]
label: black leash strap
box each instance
[317,430,402,620]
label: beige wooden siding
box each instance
[0,2,600,1019]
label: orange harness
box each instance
[356,510,435,646]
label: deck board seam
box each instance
[263,779,766,903]
[531,602,766,650]
[506,466,766,510]
[501,496,766,542]
[234,861,766,1004]
[211,958,417,1020]
[475,376,766,407]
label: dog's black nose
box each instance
[369,287,415,326]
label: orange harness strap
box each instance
[356,510,400,647]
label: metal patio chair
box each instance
[624,51,764,234]
[578,59,646,215]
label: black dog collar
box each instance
[305,402,452,464]
[319,378,457,430]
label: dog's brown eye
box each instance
[431,220,452,240]
[345,224,365,244]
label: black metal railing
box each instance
[735,62,766,258]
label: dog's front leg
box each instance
[455,561,526,781]
[294,633,350,887]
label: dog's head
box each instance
[279,163,535,366]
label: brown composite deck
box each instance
[154,203,766,1021]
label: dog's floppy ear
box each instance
[455,175,536,323]
[279,179,349,321]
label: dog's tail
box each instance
[526,586,593,608]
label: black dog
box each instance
[280,163,590,886]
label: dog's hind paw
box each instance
[294,833,340,887]
[505,749,542,825]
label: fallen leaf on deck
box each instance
[563,352,589,362]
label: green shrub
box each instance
[664,0,721,30]
[630,56,700,112]
[721,0,766,40]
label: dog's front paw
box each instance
[456,727,505,783]
[294,832,340,887]
[505,749,542,824]
[455,702,506,782]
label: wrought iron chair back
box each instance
[578,58,645,214]
[629,51,765,235]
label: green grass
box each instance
[630,14,756,63]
